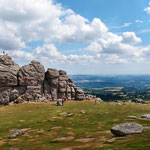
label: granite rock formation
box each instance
[0,55,85,105]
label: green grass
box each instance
[0,101,150,150]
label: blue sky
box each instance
[1,0,150,74]
[57,0,149,45]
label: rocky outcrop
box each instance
[0,55,85,105]
[44,69,84,101]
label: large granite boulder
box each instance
[57,70,68,99]
[10,87,26,102]
[75,87,85,100]
[46,69,59,84]
[17,61,45,101]
[71,87,75,99]
[111,122,143,136]
[58,81,67,93]
[45,69,59,99]
[0,55,20,86]
[18,61,45,86]
[132,98,145,104]
[0,87,12,105]
[43,79,52,101]
[10,89,19,102]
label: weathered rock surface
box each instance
[132,98,146,104]
[0,87,12,105]
[0,55,85,105]
[111,122,143,136]
[75,87,85,100]
[52,136,74,142]
[0,55,19,87]
[8,148,19,150]
[18,60,45,86]
[140,114,150,119]
[9,130,21,139]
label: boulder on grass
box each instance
[111,122,143,136]
[131,98,145,104]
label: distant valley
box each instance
[70,75,150,101]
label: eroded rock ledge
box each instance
[0,55,85,105]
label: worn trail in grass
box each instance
[0,101,150,150]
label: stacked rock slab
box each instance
[0,55,85,105]
[44,69,84,100]
[17,60,45,100]
[58,70,68,99]
[45,68,59,100]
[75,87,85,100]
[0,55,20,105]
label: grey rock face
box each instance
[0,55,19,86]
[111,122,143,136]
[23,86,42,100]
[17,61,45,101]
[0,87,12,105]
[0,55,84,105]
[46,69,59,80]
[132,98,145,104]
[140,114,150,119]
[45,68,59,99]
[75,87,85,100]
[10,89,19,102]
[43,79,52,100]
[9,130,21,138]
[59,70,67,76]
[18,61,45,86]
[58,81,67,93]
[51,86,58,99]
[8,148,19,150]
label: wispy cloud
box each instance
[135,20,143,23]
[144,2,150,14]
[138,29,150,34]
[122,22,132,27]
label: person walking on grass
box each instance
[62,98,64,106]
[95,99,97,104]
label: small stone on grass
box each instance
[52,136,74,142]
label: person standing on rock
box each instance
[25,76,29,85]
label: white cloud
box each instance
[0,0,148,66]
[86,42,102,53]
[122,22,132,27]
[122,32,142,44]
[135,20,143,23]
[144,2,150,14]
[0,0,109,49]
[100,54,128,64]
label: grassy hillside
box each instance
[0,101,150,150]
